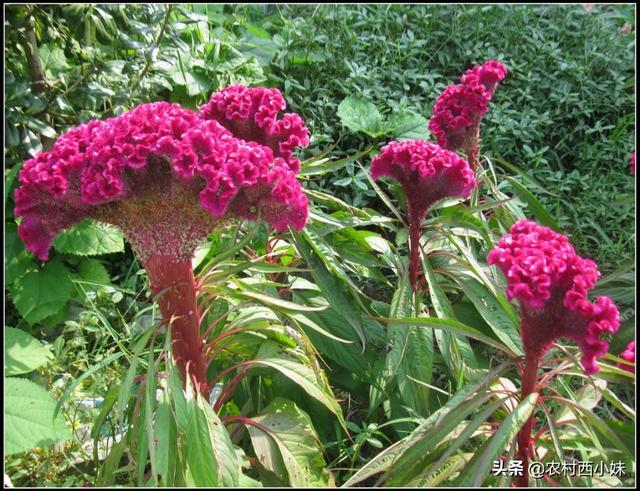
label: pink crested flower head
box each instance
[199,85,310,173]
[630,151,636,176]
[618,341,635,373]
[14,94,309,264]
[371,140,476,219]
[488,220,620,374]
[428,84,489,152]
[429,60,507,162]
[460,60,508,98]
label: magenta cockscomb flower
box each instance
[429,60,507,167]
[371,140,476,290]
[460,60,508,98]
[488,219,620,486]
[618,341,635,373]
[488,219,620,373]
[630,151,636,176]
[14,87,310,397]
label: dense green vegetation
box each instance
[4,4,635,488]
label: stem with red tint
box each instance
[143,254,210,398]
[515,354,539,487]
[407,202,424,292]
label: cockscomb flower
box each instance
[460,60,508,99]
[14,87,310,397]
[428,84,489,157]
[618,341,635,373]
[488,219,620,373]
[429,60,507,167]
[489,220,620,486]
[199,85,310,173]
[371,140,476,290]
[630,151,635,176]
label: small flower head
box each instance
[429,60,507,160]
[14,91,309,263]
[460,60,508,98]
[488,220,620,374]
[371,140,476,217]
[630,151,636,176]
[618,341,635,373]
[428,84,489,151]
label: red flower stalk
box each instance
[429,60,507,167]
[618,341,635,373]
[14,87,310,398]
[488,219,620,486]
[370,140,476,290]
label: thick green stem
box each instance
[144,254,209,398]
[516,354,539,487]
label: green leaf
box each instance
[337,96,383,137]
[9,260,73,325]
[76,258,111,285]
[385,111,429,140]
[505,176,560,230]
[4,377,72,455]
[184,386,240,486]
[455,277,524,356]
[5,222,38,284]
[248,398,330,486]
[4,327,52,376]
[385,274,433,415]
[251,350,344,427]
[453,393,538,487]
[25,117,57,139]
[384,317,517,357]
[53,219,125,256]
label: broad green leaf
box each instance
[184,392,220,486]
[184,386,240,487]
[4,377,71,455]
[53,219,125,256]
[4,327,52,376]
[248,398,330,486]
[5,222,38,284]
[453,393,538,487]
[76,258,111,285]
[9,260,73,325]
[337,96,384,137]
[385,111,429,140]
